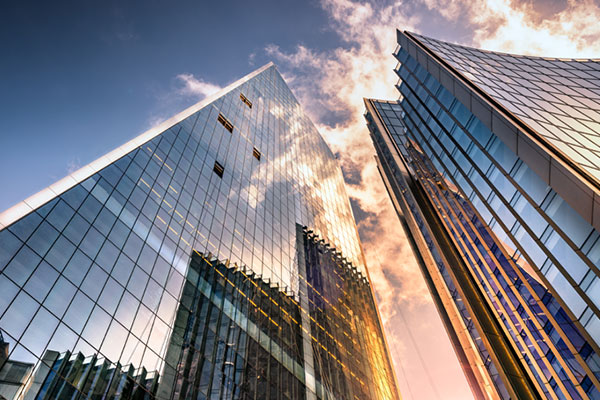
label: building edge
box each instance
[0,62,276,231]
[396,29,600,235]
[366,97,503,400]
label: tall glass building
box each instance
[0,63,399,399]
[365,30,600,400]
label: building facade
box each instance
[0,63,399,399]
[365,30,600,400]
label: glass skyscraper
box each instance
[365,30,600,400]
[0,63,399,399]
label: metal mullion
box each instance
[398,99,583,393]
[401,98,598,393]
[409,153,562,398]
[399,76,600,383]
[395,53,599,272]
[405,125,593,397]
[415,173,567,399]
[375,104,537,400]
[398,61,600,327]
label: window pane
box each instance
[63,291,94,333]
[27,221,59,258]
[80,263,108,301]
[0,230,23,269]
[98,278,124,315]
[24,261,59,303]
[43,276,76,319]
[20,307,59,355]
[0,274,20,316]
[81,306,111,349]
[8,213,42,242]
[0,291,38,340]
[3,245,41,286]
[63,250,92,286]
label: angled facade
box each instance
[365,30,600,400]
[0,64,399,399]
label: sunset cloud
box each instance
[464,0,600,56]
[265,0,600,398]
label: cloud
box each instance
[424,0,600,57]
[474,0,600,57]
[265,0,429,314]
[175,73,222,99]
[67,157,82,175]
[145,73,223,131]
[147,115,167,129]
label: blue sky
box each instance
[2,1,599,399]
[0,0,345,210]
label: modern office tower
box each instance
[0,63,399,399]
[365,30,600,400]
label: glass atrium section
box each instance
[0,64,398,399]
[412,33,600,184]
[365,33,600,400]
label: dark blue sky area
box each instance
[0,0,343,210]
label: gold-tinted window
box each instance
[240,93,253,108]
[217,113,233,133]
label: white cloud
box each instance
[145,73,223,131]
[418,0,600,57]
[471,0,600,57]
[66,157,82,175]
[176,73,222,99]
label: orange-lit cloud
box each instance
[475,0,600,56]
[265,0,600,399]
[442,0,600,56]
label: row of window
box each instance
[213,93,261,179]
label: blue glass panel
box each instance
[8,212,42,242]
[0,230,23,269]
[24,261,58,303]
[26,221,59,258]
[46,199,75,231]
[3,245,41,286]
[545,195,593,248]
[63,250,92,286]
[43,276,76,319]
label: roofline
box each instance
[0,62,275,230]
[404,30,600,62]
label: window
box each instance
[217,113,233,133]
[252,147,261,161]
[240,93,252,108]
[213,161,224,178]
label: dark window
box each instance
[213,161,224,178]
[217,113,234,133]
[253,147,261,161]
[240,93,253,108]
